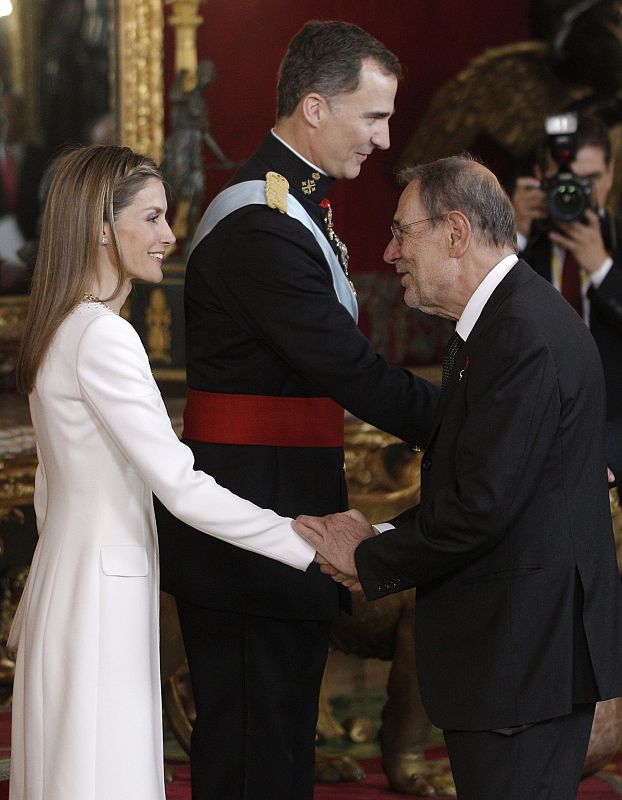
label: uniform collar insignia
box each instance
[301,174,320,195]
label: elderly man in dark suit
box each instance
[295,155,622,800]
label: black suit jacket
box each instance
[157,133,440,620]
[521,218,622,421]
[355,260,622,730]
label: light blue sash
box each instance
[188,180,358,321]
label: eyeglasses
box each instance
[390,214,446,245]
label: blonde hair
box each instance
[16,144,162,394]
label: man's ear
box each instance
[446,211,470,258]
[301,93,328,129]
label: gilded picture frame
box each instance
[0,0,165,371]
[5,0,164,159]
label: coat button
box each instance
[421,459,432,471]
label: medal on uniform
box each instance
[319,198,356,295]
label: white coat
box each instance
[8,301,314,800]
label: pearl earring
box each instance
[101,235,108,245]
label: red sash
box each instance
[183,389,344,447]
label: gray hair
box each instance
[399,155,517,251]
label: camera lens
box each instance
[545,175,592,222]
[551,186,584,219]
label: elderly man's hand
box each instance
[292,509,375,589]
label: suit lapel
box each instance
[424,260,537,447]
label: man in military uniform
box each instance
[157,20,439,800]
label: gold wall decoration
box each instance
[145,288,172,364]
[0,296,29,376]
[116,0,165,161]
[400,42,589,171]
[6,0,164,156]
[5,0,23,95]
[5,0,42,143]
[0,452,37,514]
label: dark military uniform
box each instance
[157,132,439,800]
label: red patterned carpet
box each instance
[163,751,622,798]
[0,712,620,798]
[312,754,622,799]
[162,747,622,799]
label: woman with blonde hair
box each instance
[8,144,315,800]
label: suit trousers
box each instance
[175,599,331,800]
[443,704,595,800]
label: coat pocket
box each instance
[462,566,543,585]
[100,545,149,577]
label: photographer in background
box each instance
[512,112,622,480]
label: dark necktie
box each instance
[560,250,583,316]
[442,331,463,390]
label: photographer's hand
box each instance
[548,209,609,274]
[512,177,547,238]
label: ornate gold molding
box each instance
[0,295,29,343]
[6,1,23,95]
[115,0,165,161]
[6,0,41,143]
[145,288,172,364]
[0,452,37,513]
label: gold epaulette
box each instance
[265,171,289,214]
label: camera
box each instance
[540,113,593,223]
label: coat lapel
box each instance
[424,260,537,448]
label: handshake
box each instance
[292,509,376,593]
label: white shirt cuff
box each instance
[374,522,395,534]
[588,256,613,289]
